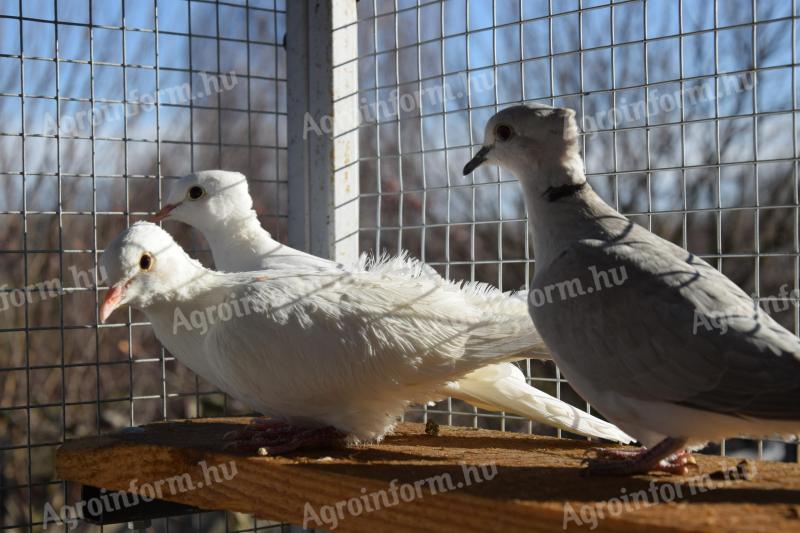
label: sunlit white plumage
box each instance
[148,170,634,443]
[465,103,800,474]
[102,222,573,440]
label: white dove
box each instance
[99,221,622,453]
[148,170,633,444]
[464,102,800,475]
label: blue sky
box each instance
[0,0,796,225]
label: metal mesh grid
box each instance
[0,0,798,529]
[356,0,800,461]
[0,0,289,530]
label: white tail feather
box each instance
[445,364,634,444]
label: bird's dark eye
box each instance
[139,252,154,271]
[187,186,205,200]
[495,124,514,142]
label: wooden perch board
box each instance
[56,418,800,532]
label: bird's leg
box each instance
[222,418,291,441]
[222,419,347,455]
[582,437,692,476]
[260,426,347,455]
[585,446,646,460]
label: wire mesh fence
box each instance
[355,0,800,461]
[1,0,799,531]
[0,0,289,530]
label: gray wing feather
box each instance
[539,223,800,420]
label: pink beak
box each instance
[100,282,127,323]
[149,203,179,222]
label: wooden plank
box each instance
[56,419,800,532]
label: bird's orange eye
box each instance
[188,186,205,200]
[139,252,154,271]
[495,124,513,142]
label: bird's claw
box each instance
[582,450,697,477]
[665,451,699,474]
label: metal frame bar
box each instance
[286,0,359,263]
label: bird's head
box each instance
[99,222,205,322]
[463,103,585,196]
[150,170,253,230]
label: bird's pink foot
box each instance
[223,419,347,455]
[582,437,695,476]
[583,450,695,476]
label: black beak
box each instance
[462,145,491,175]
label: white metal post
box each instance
[287,0,360,263]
